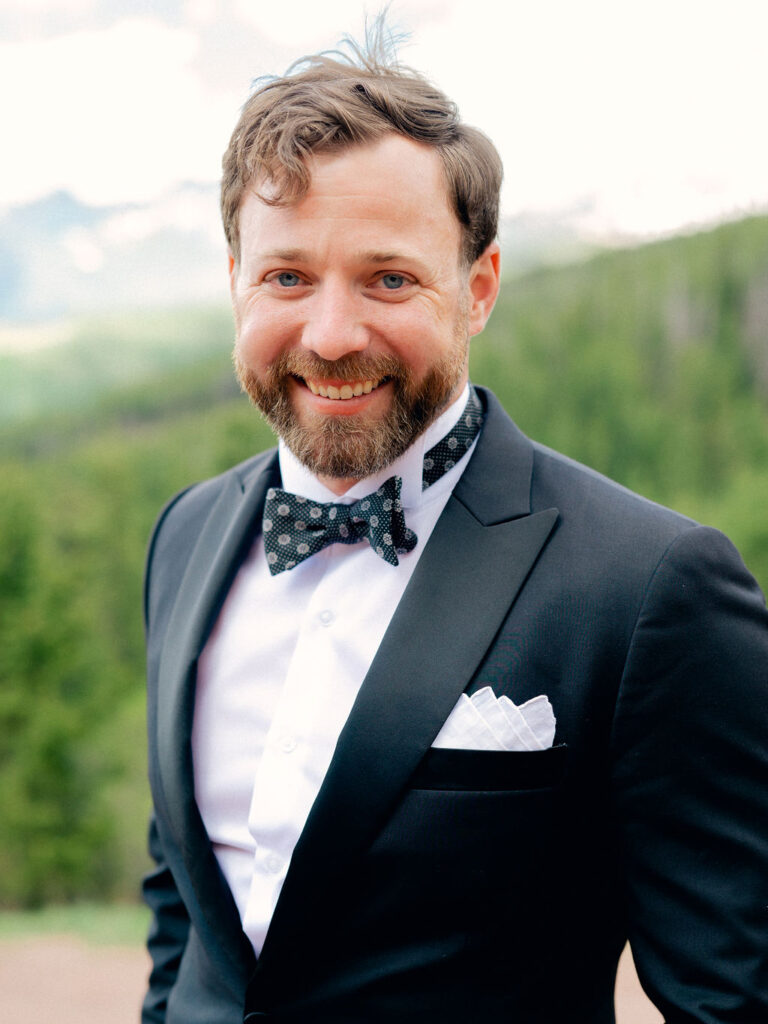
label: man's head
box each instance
[221,33,503,269]
[224,30,503,493]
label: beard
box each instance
[234,323,469,481]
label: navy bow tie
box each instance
[263,386,483,575]
[263,475,415,574]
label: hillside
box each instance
[1,213,767,907]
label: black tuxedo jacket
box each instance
[143,388,768,1023]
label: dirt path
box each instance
[0,937,661,1023]
[0,935,149,1023]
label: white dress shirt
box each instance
[192,385,478,955]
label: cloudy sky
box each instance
[2,0,768,238]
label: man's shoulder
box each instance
[145,447,276,576]
[531,439,694,532]
[478,386,696,545]
[153,447,277,537]
[143,448,277,631]
[525,440,710,590]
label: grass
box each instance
[0,902,151,946]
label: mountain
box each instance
[0,185,230,323]
[0,186,610,327]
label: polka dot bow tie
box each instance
[263,386,484,575]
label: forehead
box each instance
[239,134,462,261]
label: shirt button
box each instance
[279,734,297,753]
[318,609,334,626]
[266,854,282,874]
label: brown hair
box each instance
[221,24,503,267]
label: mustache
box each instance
[265,350,406,383]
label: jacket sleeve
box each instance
[142,815,191,1024]
[141,489,195,1023]
[611,525,768,1023]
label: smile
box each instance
[304,378,384,400]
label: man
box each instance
[142,35,768,1024]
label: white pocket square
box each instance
[432,687,556,751]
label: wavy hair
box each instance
[221,17,502,266]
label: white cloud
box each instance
[100,185,222,246]
[233,0,377,49]
[405,0,768,233]
[2,0,96,17]
[0,17,233,206]
[1,0,768,235]
[61,226,104,273]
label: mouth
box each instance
[301,377,387,401]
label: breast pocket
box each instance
[369,745,568,870]
[409,743,568,792]
[365,745,569,930]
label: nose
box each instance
[301,280,369,362]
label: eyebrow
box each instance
[256,249,407,265]
[258,248,309,262]
[361,252,400,264]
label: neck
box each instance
[316,473,362,497]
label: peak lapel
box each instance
[257,394,558,973]
[154,452,278,982]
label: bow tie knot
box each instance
[263,475,417,575]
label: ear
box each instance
[467,242,501,337]
[228,250,238,294]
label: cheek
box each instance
[380,304,434,351]
[234,301,297,368]
[386,307,465,372]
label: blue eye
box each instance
[380,274,406,290]
[276,272,301,287]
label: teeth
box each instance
[306,378,380,400]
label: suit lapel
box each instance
[155,450,279,980]
[257,391,558,969]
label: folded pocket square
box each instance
[432,687,556,751]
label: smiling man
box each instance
[142,29,768,1024]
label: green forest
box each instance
[1,213,767,909]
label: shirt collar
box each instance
[278,383,471,508]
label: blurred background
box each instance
[1,2,766,1020]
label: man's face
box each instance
[230,133,499,492]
